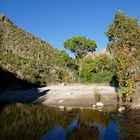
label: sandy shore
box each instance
[0,84,118,110]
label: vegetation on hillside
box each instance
[0,14,75,89]
[0,14,119,91]
[106,11,140,102]
[3,13,137,93]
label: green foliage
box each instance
[54,50,78,70]
[0,15,77,86]
[29,77,37,84]
[118,87,128,98]
[64,36,97,59]
[105,11,140,101]
[79,55,117,83]
[0,14,121,88]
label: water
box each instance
[0,103,140,140]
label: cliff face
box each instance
[84,48,111,60]
[0,14,72,87]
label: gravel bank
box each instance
[0,84,118,109]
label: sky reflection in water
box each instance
[1,104,139,140]
[40,115,120,140]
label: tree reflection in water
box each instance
[0,103,139,140]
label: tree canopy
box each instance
[64,36,97,59]
[105,11,140,102]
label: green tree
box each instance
[64,36,97,81]
[80,55,117,83]
[105,11,140,102]
[64,36,97,59]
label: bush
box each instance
[79,55,117,84]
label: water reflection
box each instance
[40,117,79,140]
[40,125,66,140]
[0,103,140,140]
[99,122,120,140]
[41,110,120,140]
[67,117,79,133]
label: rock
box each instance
[61,83,66,86]
[0,14,5,21]
[118,106,125,112]
[96,106,103,111]
[96,102,104,107]
[58,100,64,103]
[131,98,140,109]
[59,105,64,111]
[0,14,12,23]
[92,105,96,108]
[99,109,102,112]
[80,107,83,110]
[59,105,64,109]
[66,106,72,111]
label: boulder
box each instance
[61,83,66,86]
[96,102,104,107]
[59,105,64,110]
[118,106,125,112]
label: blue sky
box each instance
[0,0,140,56]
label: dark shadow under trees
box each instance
[0,67,38,92]
[0,67,50,113]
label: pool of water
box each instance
[0,103,140,140]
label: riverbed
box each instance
[0,84,118,109]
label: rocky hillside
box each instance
[0,14,74,88]
[84,48,110,60]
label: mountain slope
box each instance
[0,14,73,87]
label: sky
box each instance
[0,0,140,56]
